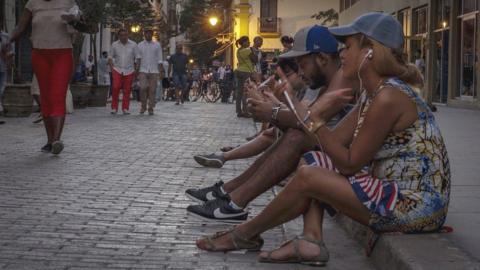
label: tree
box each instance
[311,8,339,27]
[179,0,230,66]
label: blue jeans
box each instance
[173,73,188,93]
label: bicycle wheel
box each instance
[206,82,221,103]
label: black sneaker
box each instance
[41,143,52,153]
[185,181,224,203]
[194,153,225,168]
[187,194,248,224]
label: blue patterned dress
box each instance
[304,78,451,233]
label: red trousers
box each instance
[111,69,134,111]
[31,48,73,117]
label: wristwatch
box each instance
[271,106,281,122]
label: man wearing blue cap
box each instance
[185,25,355,223]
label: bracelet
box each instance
[307,119,326,134]
[271,106,281,121]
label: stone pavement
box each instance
[0,101,375,270]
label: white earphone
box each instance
[365,48,373,60]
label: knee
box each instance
[292,165,316,192]
[293,165,328,195]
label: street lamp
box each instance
[209,16,219,27]
[189,59,194,64]
[131,25,141,33]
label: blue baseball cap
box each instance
[329,12,404,49]
[279,25,338,58]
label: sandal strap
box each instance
[230,229,263,249]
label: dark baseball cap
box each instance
[279,25,338,59]
[329,12,404,49]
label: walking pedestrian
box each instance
[168,44,189,105]
[137,28,163,115]
[97,51,110,86]
[108,28,139,115]
[9,0,79,154]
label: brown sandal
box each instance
[258,235,329,266]
[198,228,264,252]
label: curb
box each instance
[335,214,480,270]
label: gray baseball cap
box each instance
[279,25,338,59]
[329,12,404,49]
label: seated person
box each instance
[185,26,356,224]
[194,13,451,268]
[192,58,308,169]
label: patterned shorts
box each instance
[303,151,447,233]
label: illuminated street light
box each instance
[131,25,141,33]
[442,21,448,29]
[189,59,194,64]
[209,16,219,26]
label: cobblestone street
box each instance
[0,102,374,270]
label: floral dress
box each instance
[303,78,451,233]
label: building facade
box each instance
[339,0,480,109]
[230,0,338,67]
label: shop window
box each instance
[459,16,476,98]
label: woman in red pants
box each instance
[10,0,78,155]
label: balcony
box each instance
[258,17,281,37]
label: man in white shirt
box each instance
[136,28,163,115]
[108,28,139,115]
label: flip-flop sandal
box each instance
[258,235,329,266]
[199,228,264,252]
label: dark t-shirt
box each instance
[169,53,188,75]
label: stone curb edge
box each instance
[335,214,480,270]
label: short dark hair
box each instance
[117,28,128,35]
[281,36,294,44]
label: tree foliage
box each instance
[311,8,339,26]
[179,0,230,66]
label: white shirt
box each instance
[218,66,226,80]
[137,40,163,74]
[109,39,139,75]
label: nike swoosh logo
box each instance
[206,191,216,201]
[213,208,245,219]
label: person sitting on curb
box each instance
[194,13,451,267]
[192,58,308,169]
[185,25,356,224]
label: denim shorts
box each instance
[173,73,187,91]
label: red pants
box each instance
[111,69,134,111]
[31,48,73,117]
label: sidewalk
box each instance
[435,106,480,261]
[0,102,374,270]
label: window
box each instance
[259,0,279,34]
[260,0,277,19]
[462,0,477,14]
[412,5,428,35]
[340,0,359,12]
[435,0,452,29]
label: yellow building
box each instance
[229,0,338,67]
